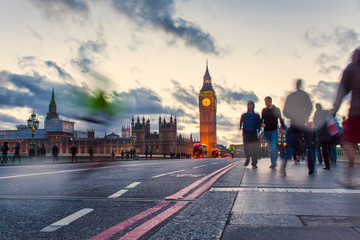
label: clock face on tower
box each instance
[202,97,211,106]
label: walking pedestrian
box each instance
[70,145,77,162]
[39,144,46,162]
[1,142,9,164]
[261,96,286,169]
[52,145,59,162]
[121,150,124,160]
[240,100,261,168]
[111,150,115,161]
[13,142,21,163]
[89,146,94,161]
[282,79,314,176]
[331,47,360,188]
[313,103,332,170]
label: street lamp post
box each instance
[27,111,39,150]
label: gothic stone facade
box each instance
[132,116,193,155]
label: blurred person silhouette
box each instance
[39,144,46,162]
[29,148,35,162]
[89,146,94,161]
[52,145,59,162]
[313,103,332,170]
[261,96,286,169]
[111,150,115,161]
[331,47,360,188]
[1,142,9,164]
[13,142,21,163]
[282,79,314,176]
[240,100,261,169]
[70,145,77,162]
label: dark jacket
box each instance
[313,109,331,142]
[283,90,312,128]
[240,112,261,135]
[261,105,285,131]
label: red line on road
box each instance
[184,161,240,200]
[88,160,240,240]
[164,161,239,200]
[119,202,189,240]
[88,201,170,240]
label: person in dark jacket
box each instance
[313,103,332,170]
[52,145,59,162]
[13,142,21,163]
[70,145,77,162]
[240,101,261,168]
[89,146,94,161]
[1,142,9,164]
[261,96,286,169]
[282,79,314,176]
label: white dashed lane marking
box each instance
[41,208,94,232]
[151,169,186,179]
[125,182,141,189]
[108,189,128,198]
[193,165,207,169]
[108,182,141,198]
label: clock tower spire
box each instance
[199,61,217,152]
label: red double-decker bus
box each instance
[193,143,207,158]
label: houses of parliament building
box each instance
[0,89,193,156]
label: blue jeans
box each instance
[285,126,316,171]
[264,130,278,164]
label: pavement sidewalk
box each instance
[152,158,360,240]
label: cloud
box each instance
[71,28,107,73]
[217,114,234,127]
[0,70,86,116]
[304,26,359,51]
[111,0,219,54]
[333,27,360,52]
[0,113,23,126]
[45,61,72,79]
[30,0,90,20]
[214,84,259,105]
[309,80,339,103]
[304,27,332,48]
[168,80,198,107]
[304,27,360,75]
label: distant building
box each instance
[0,89,193,156]
[199,61,217,150]
[131,115,193,155]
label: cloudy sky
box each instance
[0,0,359,147]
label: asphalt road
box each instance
[0,158,239,239]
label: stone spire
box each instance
[201,60,214,92]
[46,87,59,121]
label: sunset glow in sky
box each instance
[0,0,359,146]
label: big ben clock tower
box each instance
[199,61,217,150]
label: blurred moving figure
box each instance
[282,79,314,176]
[331,47,360,188]
[313,103,332,170]
[52,145,59,162]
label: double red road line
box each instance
[90,160,240,240]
